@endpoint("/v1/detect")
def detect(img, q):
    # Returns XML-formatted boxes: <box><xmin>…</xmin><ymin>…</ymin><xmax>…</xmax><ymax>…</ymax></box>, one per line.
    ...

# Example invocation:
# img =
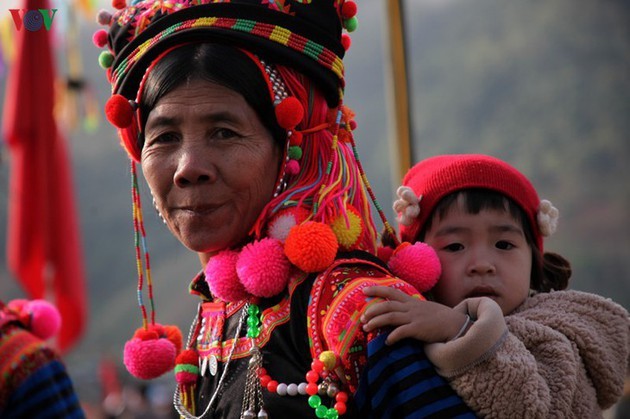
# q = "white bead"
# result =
<box><xmin>276</xmin><ymin>383</ymin><xmax>288</xmax><ymax>396</ymax></box>
<box><xmin>297</xmin><ymin>382</ymin><xmax>308</xmax><ymax>395</ymax></box>
<box><xmin>287</xmin><ymin>383</ymin><xmax>298</xmax><ymax>396</ymax></box>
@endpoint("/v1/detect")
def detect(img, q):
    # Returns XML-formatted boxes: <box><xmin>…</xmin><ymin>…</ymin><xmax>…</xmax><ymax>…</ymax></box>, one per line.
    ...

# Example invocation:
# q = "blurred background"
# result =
<box><xmin>1</xmin><ymin>0</ymin><xmax>628</xmax><ymax>417</ymax></box>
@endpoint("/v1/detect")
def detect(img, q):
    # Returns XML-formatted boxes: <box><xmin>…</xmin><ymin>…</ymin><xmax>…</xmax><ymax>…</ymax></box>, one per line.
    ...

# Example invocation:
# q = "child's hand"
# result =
<box><xmin>361</xmin><ymin>286</ymin><xmax>469</xmax><ymax>345</ymax></box>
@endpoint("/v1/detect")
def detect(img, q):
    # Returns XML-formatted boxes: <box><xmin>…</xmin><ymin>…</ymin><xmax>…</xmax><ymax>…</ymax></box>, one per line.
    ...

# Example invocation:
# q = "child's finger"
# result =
<box><xmin>363</xmin><ymin>285</ymin><xmax>410</xmax><ymax>302</ymax></box>
<box><xmin>362</xmin><ymin>311</ymin><xmax>409</xmax><ymax>332</ymax></box>
<box><xmin>362</xmin><ymin>299</ymin><xmax>405</xmax><ymax>322</ymax></box>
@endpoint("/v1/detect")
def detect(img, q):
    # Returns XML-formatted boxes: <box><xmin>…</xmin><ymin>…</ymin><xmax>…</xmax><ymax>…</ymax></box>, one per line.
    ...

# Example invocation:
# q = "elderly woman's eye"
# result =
<box><xmin>148</xmin><ymin>132</ymin><xmax>179</xmax><ymax>145</ymax></box>
<box><xmin>212</xmin><ymin>128</ymin><xmax>239</xmax><ymax>139</ymax></box>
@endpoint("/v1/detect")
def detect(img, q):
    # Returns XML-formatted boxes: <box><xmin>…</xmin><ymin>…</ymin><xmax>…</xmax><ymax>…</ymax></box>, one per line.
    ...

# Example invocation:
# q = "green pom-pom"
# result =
<box><xmin>344</xmin><ymin>16</ymin><xmax>358</xmax><ymax>32</ymax></box>
<box><xmin>288</xmin><ymin>146</ymin><xmax>303</xmax><ymax>160</ymax></box>
<box><xmin>98</xmin><ymin>51</ymin><xmax>114</xmax><ymax>69</ymax></box>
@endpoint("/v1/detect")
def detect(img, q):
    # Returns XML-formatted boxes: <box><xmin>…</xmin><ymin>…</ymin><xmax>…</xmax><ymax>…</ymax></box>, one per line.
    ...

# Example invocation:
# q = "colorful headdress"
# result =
<box><xmin>395</xmin><ymin>154</ymin><xmax>560</xmax><ymax>251</ymax></box>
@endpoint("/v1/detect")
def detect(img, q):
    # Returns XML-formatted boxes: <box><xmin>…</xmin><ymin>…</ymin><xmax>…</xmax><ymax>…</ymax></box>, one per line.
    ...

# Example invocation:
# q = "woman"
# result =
<box><xmin>95</xmin><ymin>1</ymin><xmax>477</xmax><ymax>417</ymax></box>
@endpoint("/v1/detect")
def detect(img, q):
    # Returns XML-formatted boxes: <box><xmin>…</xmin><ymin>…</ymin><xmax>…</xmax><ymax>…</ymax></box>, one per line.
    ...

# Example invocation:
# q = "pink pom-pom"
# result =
<box><xmin>25</xmin><ymin>300</ymin><xmax>61</xmax><ymax>340</ymax></box>
<box><xmin>237</xmin><ymin>238</ymin><xmax>290</xmax><ymax>298</ymax></box>
<box><xmin>92</xmin><ymin>29</ymin><xmax>108</xmax><ymax>48</ymax></box>
<box><xmin>387</xmin><ymin>242</ymin><xmax>441</xmax><ymax>293</ymax></box>
<box><xmin>123</xmin><ymin>334</ymin><xmax>177</xmax><ymax>379</ymax></box>
<box><xmin>286</xmin><ymin>159</ymin><xmax>300</xmax><ymax>175</ymax></box>
<box><xmin>205</xmin><ymin>250</ymin><xmax>249</xmax><ymax>302</ymax></box>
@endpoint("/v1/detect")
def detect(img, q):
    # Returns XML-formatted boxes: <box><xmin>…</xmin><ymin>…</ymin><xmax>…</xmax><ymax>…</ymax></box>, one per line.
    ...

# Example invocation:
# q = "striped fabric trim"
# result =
<box><xmin>2</xmin><ymin>360</ymin><xmax>84</xmax><ymax>419</ymax></box>
<box><xmin>354</xmin><ymin>333</ymin><xmax>477</xmax><ymax>419</ymax></box>
<box><xmin>112</xmin><ymin>16</ymin><xmax>344</xmax><ymax>92</ymax></box>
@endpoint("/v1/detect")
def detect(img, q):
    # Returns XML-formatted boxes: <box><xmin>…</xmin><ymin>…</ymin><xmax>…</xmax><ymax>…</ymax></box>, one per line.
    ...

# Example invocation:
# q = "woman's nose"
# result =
<box><xmin>173</xmin><ymin>147</ymin><xmax>216</xmax><ymax>187</ymax></box>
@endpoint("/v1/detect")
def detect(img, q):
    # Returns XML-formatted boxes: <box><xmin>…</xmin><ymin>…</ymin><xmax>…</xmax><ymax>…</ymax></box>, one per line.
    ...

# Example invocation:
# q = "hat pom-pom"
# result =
<box><xmin>24</xmin><ymin>300</ymin><xmax>62</xmax><ymax>340</ymax></box>
<box><xmin>341</xmin><ymin>34</ymin><xmax>352</xmax><ymax>51</ymax></box>
<box><xmin>112</xmin><ymin>0</ymin><xmax>126</xmax><ymax>10</ymax></box>
<box><xmin>330</xmin><ymin>206</ymin><xmax>363</xmax><ymax>250</ymax></box>
<box><xmin>123</xmin><ymin>325</ymin><xmax>177</xmax><ymax>379</ymax></box>
<box><xmin>174</xmin><ymin>349</ymin><xmax>199</xmax><ymax>386</ymax></box>
<box><xmin>205</xmin><ymin>250</ymin><xmax>249</xmax><ymax>302</ymax></box>
<box><xmin>237</xmin><ymin>238</ymin><xmax>290</xmax><ymax>298</ymax></box>
<box><xmin>377</xmin><ymin>246</ymin><xmax>394</xmax><ymax>264</ymax></box>
<box><xmin>96</xmin><ymin>9</ymin><xmax>112</xmax><ymax>25</ymax></box>
<box><xmin>285</xmin><ymin>222</ymin><xmax>338</xmax><ymax>273</ymax></box>
<box><xmin>267</xmin><ymin>207</ymin><xmax>310</xmax><ymax>242</ymax></box>
<box><xmin>92</xmin><ymin>29</ymin><xmax>108</xmax><ymax>48</ymax></box>
<box><xmin>105</xmin><ymin>94</ymin><xmax>135</xmax><ymax>128</ymax></box>
<box><xmin>388</xmin><ymin>242</ymin><xmax>441</xmax><ymax>293</ymax></box>
<box><xmin>163</xmin><ymin>324</ymin><xmax>183</xmax><ymax>355</ymax></box>
<box><xmin>275</xmin><ymin>97</ymin><xmax>304</xmax><ymax>129</ymax></box>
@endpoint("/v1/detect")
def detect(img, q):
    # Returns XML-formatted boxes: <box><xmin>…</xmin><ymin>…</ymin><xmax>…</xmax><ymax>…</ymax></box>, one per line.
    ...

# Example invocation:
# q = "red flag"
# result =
<box><xmin>2</xmin><ymin>0</ymin><xmax>87</xmax><ymax>353</ymax></box>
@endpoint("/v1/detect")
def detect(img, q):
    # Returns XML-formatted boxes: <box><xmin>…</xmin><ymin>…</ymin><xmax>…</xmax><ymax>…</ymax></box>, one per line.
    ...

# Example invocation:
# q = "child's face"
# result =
<box><xmin>423</xmin><ymin>197</ymin><xmax>532</xmax><ymax>315</ymax></box>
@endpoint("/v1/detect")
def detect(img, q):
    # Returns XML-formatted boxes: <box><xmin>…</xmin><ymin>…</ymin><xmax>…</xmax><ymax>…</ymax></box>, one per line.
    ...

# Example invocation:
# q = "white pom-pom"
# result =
<box><xmin>537</xmin><ymin>199</ymin><xmax>559</xmax><ymax>236</ymax></box>
<box><xmin>393</xmin><ymin>186</ymin><xmax>422</xmax><ymax>226</ymax></box>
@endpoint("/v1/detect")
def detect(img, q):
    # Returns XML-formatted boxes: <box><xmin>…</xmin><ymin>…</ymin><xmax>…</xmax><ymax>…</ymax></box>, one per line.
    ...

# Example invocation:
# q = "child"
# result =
<box><xmin>361</xmin><ymin>154</ymin><xmax>630</xmax><ymax>418</ymax></box>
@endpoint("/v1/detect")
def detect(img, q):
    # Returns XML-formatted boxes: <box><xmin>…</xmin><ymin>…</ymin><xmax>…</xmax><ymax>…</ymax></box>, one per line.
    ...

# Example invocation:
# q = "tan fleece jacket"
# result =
<box><xmin>425</xmin><ymin>290</ymin><xmax>630</xmax><ymax>418</ymax></box>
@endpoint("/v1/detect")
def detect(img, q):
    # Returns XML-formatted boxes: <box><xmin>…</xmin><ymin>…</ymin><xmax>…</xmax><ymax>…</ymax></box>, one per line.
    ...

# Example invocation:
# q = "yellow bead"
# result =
<box><xmin>319</xmin><ymin>351</ymin><xmax>337</xmax><ymax>371</ymax></box>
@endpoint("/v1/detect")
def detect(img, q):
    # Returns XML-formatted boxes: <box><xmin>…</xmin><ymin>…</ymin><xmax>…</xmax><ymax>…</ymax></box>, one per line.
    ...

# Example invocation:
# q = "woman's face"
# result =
<box><xmin>423</xmin><ymin>196</ymin><xmax>532</xmax><ymax>315</ymax></box>
<box><xmin>141</xmin><ymin>79</ymin><xmax>282</xmax><ymax>256</ymax></box>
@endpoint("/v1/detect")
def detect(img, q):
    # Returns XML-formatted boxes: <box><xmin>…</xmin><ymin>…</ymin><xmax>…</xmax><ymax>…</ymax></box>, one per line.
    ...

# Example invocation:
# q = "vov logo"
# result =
<box><xmin>9</xmin><ymin>8</ymin><xmax>58</xmax><ymax>31</ymax></box>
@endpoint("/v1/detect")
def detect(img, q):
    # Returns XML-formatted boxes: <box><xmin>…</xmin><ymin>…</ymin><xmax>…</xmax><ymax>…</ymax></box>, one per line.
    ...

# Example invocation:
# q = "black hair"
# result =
<box><xmin>138</xmin><ymin>43</ymin><xmax>286</xmax><ymax>149</ymax></box>
<box><xmin>416</xmin><ymin>189</ymin><xmax>571</xmax><ymax>293</ymax></box>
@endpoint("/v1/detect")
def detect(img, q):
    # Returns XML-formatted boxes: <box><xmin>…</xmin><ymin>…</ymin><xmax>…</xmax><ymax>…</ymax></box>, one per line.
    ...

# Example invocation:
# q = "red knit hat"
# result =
<box><xmin>396</xmin><ymin>154</ymin><xmax>559</xmax><ymax>251</ymax></box>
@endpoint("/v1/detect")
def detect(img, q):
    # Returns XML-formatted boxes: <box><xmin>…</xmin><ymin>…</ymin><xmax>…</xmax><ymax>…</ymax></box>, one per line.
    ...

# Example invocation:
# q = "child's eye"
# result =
<box><xmin>496</xmin><ymin>240</ymin><xmax>514</xmax><ymax>250</ymax></box>
<box><xmin>444</xmin><ymin>243</ymin><xmax>464</xmax><ymax>252</ymax></box>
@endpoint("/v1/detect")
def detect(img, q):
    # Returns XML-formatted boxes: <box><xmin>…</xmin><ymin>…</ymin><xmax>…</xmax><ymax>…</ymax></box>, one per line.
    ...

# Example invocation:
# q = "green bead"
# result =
<box><xmin>248</xmin><ymin>304</ymin><xmax>260</xmax><ymax>315</ymax></box>
<box><xmin>308</xmin><ymin>395</ymin><xmax>321</xmax><ymax>408</ymax></box>
<box><xmin>315</xmin><ymin>405</ymin><xmax>328</xmax><ymax>418</ymax></box>
<box><xmin>325</xmin><ymin>408</ymin><xmax>339</xmax><ymax>419</ymax></box>
<box><xmin>247</xmin><ymin>317</ymin><xmax>258</xmax><ymax>327</ymax></box>
<box><xmin>288</xmin><ymin>146</ymin><xmax>303</xmax><ymax>160</ymax></box>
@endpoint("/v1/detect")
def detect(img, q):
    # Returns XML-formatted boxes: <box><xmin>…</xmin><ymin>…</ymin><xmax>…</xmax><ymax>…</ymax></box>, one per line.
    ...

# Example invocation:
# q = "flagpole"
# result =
<box><xmin>384</xmin><ymin>0</ymin><xmax>413</xmax><ymax>184</ymax></box>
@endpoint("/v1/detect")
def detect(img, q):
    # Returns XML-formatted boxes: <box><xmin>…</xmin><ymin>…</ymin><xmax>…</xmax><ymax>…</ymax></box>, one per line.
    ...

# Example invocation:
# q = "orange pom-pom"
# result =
<box><xmin>105</xmin><ymin>94</ymin><xmax>134</xmax><ymax>128</ymax></box>
<box><xmin>163</xmin><ymin>325</ymin><xmax>183</xmax><ymax>355</ymax></box>
<box><xmin>275</xmin><ymin>97</ymin><xmax>304</xmax><ymax>129</ymax></box>
<box><xmin>284</xmin><ymin>222</ymin><xmax>338</xmax><ymax>273</ymax></box>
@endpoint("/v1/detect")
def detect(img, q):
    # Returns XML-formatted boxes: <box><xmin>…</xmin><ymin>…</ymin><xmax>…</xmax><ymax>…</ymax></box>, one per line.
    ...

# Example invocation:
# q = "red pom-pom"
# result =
<box><xmin>349</xmin><ymin>120</ymin><xmax>357</xmax><ymax>130</ymax></box>
<box><xmin>341</xmin><ymin>34</ymin><xmax>352</xmax><ymax>51</ymax></box>
<box><xmin>285</xmin><ymin>222</ymin><xmax>338</xmax><ymax>273</ymax></box>
<box><xmin>123</xmin><ymin>333</ymin><xmax>177</xmax><ymax>379</ymax></box>
<box><xmin>92</xmin><ymin>29</ymin><xmax>108</xmax><ymax>48</ymax></box>
<box><xmin>105</xmin><ymin>94</ymin><xmax>134</xmax><ymax>128</ymax></box>
<box><xmin>341</xmin><ymin>1</ymin><xmax>358</xmax><ymax>19</ymax></box>
<box><xmin>275</xmin><ymin>97</ymin><xmax>304</xmax><ymax>129</ymax></box>
<box><xmin>289</xmin><ymin>131</ymin><xmax>303</xmax><ymax>146</ymax></box>
<box><xmin>237</xmin><ymin>238</ymin><xmax>290</xmax><ymax>298</ymax></box>
<box><xmin>205</xmin><ymin>249</ymin><xmax>249</xmax><ymax>302</ymax></box>
<box><xmin>377</xmin><ymin>246</ymin><xmax>394</xmax><ymax>264</ymax></box>
<box><xmin>388</xmin><ymin>242</ymin><xmax>441</xmax><ymax>292</ymax></box>
<box><xmin>112</xmin><ymin>0</ymin><xmax>126</xmax><ymax>10</ymax></box>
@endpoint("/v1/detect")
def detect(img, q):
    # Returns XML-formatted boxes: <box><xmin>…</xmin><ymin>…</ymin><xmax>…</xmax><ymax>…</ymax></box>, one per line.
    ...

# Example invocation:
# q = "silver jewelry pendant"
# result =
<box><xmin>200</xmin><ymin>356</ymin><xmax>208</xmax><ymax>377</ymax></box>
<box><xmin>257</xmin><ymin>408</ymin><xmax>268</xmax><ymax>419</ymax></box>
<box><xmin>242</xmin><ymin>410</ymin><xmax>256</xmax><ymax>419</ymax></box>
<box><xmin>209</xmin><ymin>354</ymin><xmax>218</xmax><ymax>376</ymax></box>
